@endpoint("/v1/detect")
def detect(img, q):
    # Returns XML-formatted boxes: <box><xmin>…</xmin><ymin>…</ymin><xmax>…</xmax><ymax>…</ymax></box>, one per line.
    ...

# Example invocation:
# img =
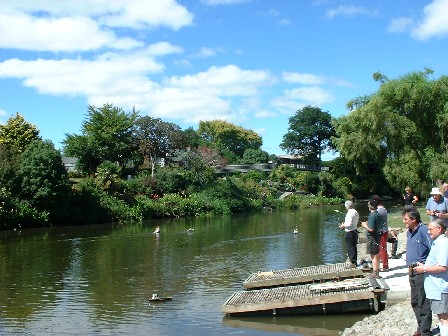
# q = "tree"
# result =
<box><xmin>197</xmin><ymin>120</ymin><xmax>263</xmax><ymax>160</ymax></box>
<box><xmin>63</xmin><ymin>104</ymin><xmax>138</xmax><ymax>174</ymax></box>
<box><xmin>280</xmin><ymin>106</ymin><xmax>335</xmax><ymax>166</ymax></box>
<box><xmin>333</xmin><ymin>69</ymin><xmax>448</xmax><ymax>193</ymax></box>
<box><xmin>0</xmin><ymin>112</ymin><xmax>41</xmax><ymax>153</ymax></box>
<box><xmin>133</xmin><ymin>116</ymin><xmax>184</xmax><ymax>176</ymax></box>
<box><xmin>240</xmin><ymin>148</ymin><xmax>269</xmax><ymax>164</ymax></box>
<box><xmin>17</xmin><ymin>140</ymin><xmax>71</xmax><ymax>222</ymax></box>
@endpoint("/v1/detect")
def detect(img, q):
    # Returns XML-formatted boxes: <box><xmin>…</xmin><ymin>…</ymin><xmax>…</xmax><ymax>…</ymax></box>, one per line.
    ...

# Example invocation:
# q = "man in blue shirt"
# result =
<box><xmin>426</xmin><ymin>187</ymin><xmax>448</xmax><ymax>224</ymax></box>
<box><xmin>414</xmin><ymin>218</ymin><xmax>448</xmax><ymax>336</ymax></box>
<box><xmin>402</xmin><ymin>206</ymin><xmax>433</xmax><ymax>336</ymax></box>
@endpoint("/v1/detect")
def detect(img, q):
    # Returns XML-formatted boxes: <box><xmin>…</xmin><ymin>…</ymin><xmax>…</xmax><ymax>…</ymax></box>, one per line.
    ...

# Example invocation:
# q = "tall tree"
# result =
<box><xmin>198</xmin><ymin>120</ymin><xmax>262</xmax><ymax>160</ymax></box>
<box><xmin>0</xmin><ymin>112</ymin><xmax>41</xmax><ymax>153</ymax></box>
<box><xmin>17</xmin><ymin>140</ymin><xmax>71</xmax><ymax>222</ymax></box>
<box><xmin>333</xmin><ymin>69</ymin><xmax>448</xmax><ymax>193</ymax></box>
<box><xmin>63</xmin><ymin>103</ymin><xmax>138</xmax><ymax>174</ymax></box>
<box><xmin>133</xmin><ymin>116</ymin><xmax>184</xmax><ymax>176</ymax></box>
<box><xmin>280</xmin><ymin>106</ymin><xmax>335</xmax><ymax>166</ymax></box>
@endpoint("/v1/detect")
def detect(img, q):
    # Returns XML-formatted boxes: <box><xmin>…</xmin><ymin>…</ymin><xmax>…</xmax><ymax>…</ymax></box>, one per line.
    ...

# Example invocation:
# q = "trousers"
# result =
<box><xmin>409</xmin><ymin>272</ymin><xmax>433</xmax><ymax>335</ymax></box>
<box><xmin>345</xmin><ymin>230</ymin><xmax>358</xmax><ymax>265</ymax></box>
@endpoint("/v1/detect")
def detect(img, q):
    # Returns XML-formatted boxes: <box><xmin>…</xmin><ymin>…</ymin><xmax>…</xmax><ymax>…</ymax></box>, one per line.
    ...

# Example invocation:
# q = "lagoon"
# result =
<box><xmin>0</xmin><ymin>206</ymin><xmax>372</xmax><ymax>336</ymax></box>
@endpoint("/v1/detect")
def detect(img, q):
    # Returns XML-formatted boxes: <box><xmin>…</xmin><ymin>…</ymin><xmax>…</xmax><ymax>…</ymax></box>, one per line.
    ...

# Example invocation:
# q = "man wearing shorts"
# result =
<box><xmin>361</xmin><ymin>198</ymin><xmax>383</xmax><ymax>278</ymax></box>
<box><xmin>414</xmin><ymin>218</ymin><xmax>448</xmax><ymax>336</ymax></box>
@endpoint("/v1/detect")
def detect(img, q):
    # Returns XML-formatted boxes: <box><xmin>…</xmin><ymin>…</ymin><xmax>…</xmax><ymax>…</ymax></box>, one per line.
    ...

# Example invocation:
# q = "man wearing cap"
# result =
<box><xmin>426</xmin><ymin>187</ymin><xmax>448</xmax><ymax>224</ymax></box>
<box><xmin>403</xmin><ymin>206</ymin><xmax>433</xmax><ymax>336</ymax></box>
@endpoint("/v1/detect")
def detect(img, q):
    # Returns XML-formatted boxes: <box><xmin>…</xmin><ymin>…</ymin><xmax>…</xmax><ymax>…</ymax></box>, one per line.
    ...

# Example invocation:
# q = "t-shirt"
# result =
<box><xmin>406</xmin><ymin>223</ymin><xmax>432</xmax><ymax>266</ymax></box>
<box><xmin>424</xmin><ymin>234</ymin><xmax>448</xmax><ymax>300</ymax></box>
<box><xmin>367</xmin><ymin>210</ymin><xmax>383</xmax><ymax>237</ymax></box>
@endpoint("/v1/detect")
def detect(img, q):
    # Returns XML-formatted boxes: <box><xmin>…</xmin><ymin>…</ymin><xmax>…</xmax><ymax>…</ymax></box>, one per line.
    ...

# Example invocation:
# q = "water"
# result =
<box><xmin>0</xmin><ymin>207</ymin><xmax>370</xmax><ymax>336</ymax></box>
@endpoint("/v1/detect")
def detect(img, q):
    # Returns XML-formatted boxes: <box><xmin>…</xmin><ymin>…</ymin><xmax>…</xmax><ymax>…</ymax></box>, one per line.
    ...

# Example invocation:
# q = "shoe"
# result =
<box><xmin>380</xmin><ymin>267</ymin><xmax>389</xmax><ymax>272</ymax></box>
<box><xmin>391</xmin><ymin>255</ymin><xmax>399</xmax><ymax>259</ymax></box>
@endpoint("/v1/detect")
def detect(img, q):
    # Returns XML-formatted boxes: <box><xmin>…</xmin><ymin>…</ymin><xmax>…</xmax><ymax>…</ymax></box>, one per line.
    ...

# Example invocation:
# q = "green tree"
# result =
<box><xmin>17</xmin><ymin>140</ymin><xmax>71</xmax><ymax>222</ymax></box>
<box><xmin>0</xmin><ymin>112</ymin><xmax>41</xmax><ymax>153</ymax></box>
<box><xmin>133</xmin><ymin>116</ymin><xmax>184</xmax><ymax>176</ymax></box>
<box><xmin>333</xmin><ymin>69</ymin><xmax>448</xmax><ymax>192</ymax></box>
<box><xmin>63</xmin><ymin>104</ymin><xmax>138</xmax><ymax>174</ymax></box>
<box><xmin>240</xmin><ymin>148</ymin><xmax>269</xmax><ymax>164</ymax></box>
<box><xmin>280</xmin><ymin>106</ymin><xmax>335</xmax><ymax>166</ymax></box>
<box><xmin>198</xmin><ymin>120</ymin><xmax>263</xmax><ymax>160</ymax></box>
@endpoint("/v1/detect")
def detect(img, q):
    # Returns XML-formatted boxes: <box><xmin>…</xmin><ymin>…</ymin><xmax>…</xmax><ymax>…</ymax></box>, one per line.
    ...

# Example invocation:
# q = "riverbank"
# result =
<box><xmin>341</xmin><ymin>228</ymin><xmax>440</xmax><ymax>336</ymax></box>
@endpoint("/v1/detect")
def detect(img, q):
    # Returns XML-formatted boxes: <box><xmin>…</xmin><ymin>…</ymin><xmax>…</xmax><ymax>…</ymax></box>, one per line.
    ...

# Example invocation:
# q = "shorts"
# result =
<box><xmin>431</xmin><ymin>293</ymin><xmax>448</xmax><ymax>314</ymax></box>
<box><xmin>366</xmin><ymin>235</ymin><xmax>380</xmax><ymax>255</ymax></box>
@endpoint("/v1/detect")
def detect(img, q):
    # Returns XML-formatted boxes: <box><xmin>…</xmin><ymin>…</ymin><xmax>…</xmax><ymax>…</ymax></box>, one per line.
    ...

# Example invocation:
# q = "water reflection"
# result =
<box><xmin>0</xmin><ymin>206</ymin><xmax>371</xmax><ymax>335</ymax></box>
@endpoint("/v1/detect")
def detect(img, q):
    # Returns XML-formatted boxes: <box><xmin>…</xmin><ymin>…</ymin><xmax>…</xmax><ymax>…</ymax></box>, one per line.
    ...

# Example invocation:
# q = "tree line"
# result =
<box><xmin>1</xmin><ymin>68</ymin><xmax>447</xmax><ymax>230</ymax></box>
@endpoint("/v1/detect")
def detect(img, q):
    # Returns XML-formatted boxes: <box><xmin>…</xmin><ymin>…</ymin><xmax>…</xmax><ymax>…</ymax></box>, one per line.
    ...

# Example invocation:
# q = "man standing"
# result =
<box><xmin>339</xmin><ymin>200</ymin><xmax>360</xmax><ymax>267</ymax></box>
<box><xmin>402</xmin><ymin>206</ymin><xmax>433</xmax><ymax>336</ymax></box>
<box><xmin>361</xmin><ymin>198</ymin><xmax>383</xmax><ymax>278</ymax></box>
<box><xmin>426</xmin><ymin>187</ymin><xmax>448</xmax><ymax>224</ymax></box>
<box><xmin>414</xmin><ymin>219</ymin><xmax>448</xmax><ymax>336</ymax></box>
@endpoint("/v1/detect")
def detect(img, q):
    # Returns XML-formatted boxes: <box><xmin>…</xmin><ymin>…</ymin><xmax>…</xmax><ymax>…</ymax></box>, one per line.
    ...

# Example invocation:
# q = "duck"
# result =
<box><xmin>187</xmin><ymin>228</ymin><xmax>194</xmax><ymax>233</ymax></box>
<box><xmin>293</xmin><ymin>228</ymin><xmax>299</xmax><ymax>234</ymax></box>
<box><xmin>153</xmin><ymin>226</ymin><xmax>160</xmax><ymax>234</ymax></box>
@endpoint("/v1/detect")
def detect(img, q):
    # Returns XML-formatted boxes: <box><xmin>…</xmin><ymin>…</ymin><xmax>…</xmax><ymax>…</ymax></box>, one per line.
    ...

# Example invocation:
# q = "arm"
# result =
<box><xmin>412</xmin><ymin>195</ymin><xmax>418</xmax><ymax>204</ymax></box>
<box><xmin>414</xmin><ymin>264</ymin><xmax>448</xmax><ymax>274</ymax></box>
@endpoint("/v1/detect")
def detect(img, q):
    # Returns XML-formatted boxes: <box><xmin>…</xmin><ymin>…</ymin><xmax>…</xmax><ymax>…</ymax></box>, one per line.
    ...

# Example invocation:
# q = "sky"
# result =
<box><xmin>1</xmin><ymin>0</ymin><xmax>448</xmax><ymax>160</ymax></box>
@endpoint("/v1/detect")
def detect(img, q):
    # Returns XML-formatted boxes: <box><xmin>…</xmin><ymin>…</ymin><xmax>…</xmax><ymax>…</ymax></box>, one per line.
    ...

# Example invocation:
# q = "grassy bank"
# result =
<box><xmin>386</xmin><ymin>205</ymin><xmax>430</xmax><ymax>229</ymax></box>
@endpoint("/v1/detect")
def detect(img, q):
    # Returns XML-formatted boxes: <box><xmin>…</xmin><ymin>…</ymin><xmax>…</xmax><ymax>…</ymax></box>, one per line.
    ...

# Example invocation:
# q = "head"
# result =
<box><xmin>405</xmin><ymin>186</ymin><xmax>412</xmax><ymax>194</ymax></box>
<box><xmin>402</xmin><ymin>205</ymin><xmax>421</xmax><ymax>230</ymax></box>
<box><xmin>344</xmin><ymin>200</ymin><xmax>354</xmax><ymax>210</ymax></box>
<box><xmin>443</xmin><ymin>183</ymin><xmax>448</xmax><ymax>191</ymax></box>
<box><xmin>430</xmin><ymin>187</ymin><xmax>442</xmax><ymax>201</ymax></box>
<box><xmin>372</xmin><ymin>195</ymin><xmax>382</xmax><ymax>205</ymax></box>
<box><xmin>368</xmin><ymin>198</ymin><xmax>378</xmax><ymax>210</ymax></box>
<box><xmin>428</xmin><ymin>218</ymin><xmax>446</xmax><ymax>240</ymax></box>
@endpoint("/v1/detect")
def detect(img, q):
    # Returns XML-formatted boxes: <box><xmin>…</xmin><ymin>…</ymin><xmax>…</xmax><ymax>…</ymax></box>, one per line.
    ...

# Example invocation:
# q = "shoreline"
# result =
<box><xmin>340</xmin><ymin>229</ymin><xmax>439</xmax><ymax>335</ymax></box>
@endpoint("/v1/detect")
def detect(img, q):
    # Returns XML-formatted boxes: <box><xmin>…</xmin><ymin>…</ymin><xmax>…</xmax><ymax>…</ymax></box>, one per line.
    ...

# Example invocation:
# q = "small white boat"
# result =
<box><xmin>153</xmin><ymin>226</ymin><xmax>160</xmax><ymax>234</ymax></box>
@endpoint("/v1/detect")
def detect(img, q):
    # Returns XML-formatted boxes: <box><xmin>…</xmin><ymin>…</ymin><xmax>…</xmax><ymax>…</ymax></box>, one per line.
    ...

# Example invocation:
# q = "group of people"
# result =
<box><xmin>339</xmin><ymin>186</ymin><xmax>448</xmax><ymax>336</ymax></box>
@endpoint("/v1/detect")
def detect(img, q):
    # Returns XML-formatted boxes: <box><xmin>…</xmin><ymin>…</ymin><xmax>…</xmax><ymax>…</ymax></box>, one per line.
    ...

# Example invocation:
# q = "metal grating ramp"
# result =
<box><xmin>243</xmin><ymin>262</ymin><xmax>364</xmax><ymax>289</ymax></box>
<box><xmin>223</xmin><ymin>279</ymin><xmax>375</xmax><ymax>315</ymax></box>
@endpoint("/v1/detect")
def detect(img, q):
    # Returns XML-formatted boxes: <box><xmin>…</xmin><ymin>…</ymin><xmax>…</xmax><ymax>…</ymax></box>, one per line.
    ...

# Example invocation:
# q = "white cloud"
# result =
<box><xmin>0</xmin><ymin>13</ymin><xmax>141</xmax><ymax>51</ymax></box>
<box><xmin>0</xmin><ymin>0</ymin><xmax>193</xmax><ymax>52</ymax></box>
<box><xmin>283</xmin><ymin>72</ymin><xmax>325</xmax><ymax>85</ymax></box>
<box><xmin>0</xmin><ymin>109</ymin><xmax>7</xmax><ymax>124</ymax></box>
<box><xmin>411</xmin><ymin>0</ymin><xmax>448</xmax><ymax>40</ymax></box>
<box><xmin>190</xmin><ymin>47</ymin><xmax>224</xmax><ymax>58</ymax></box>
<box><xmin>254</xmin><ymin>110</ymin><xmax>276</xmax><ymax>118</ymax></box>
<box><xmin>285</xmin><ymin>87</ymin><xmax>334</xmax><ymax>105</ymax></box>
<box><xmin>388</xmin><ymin>17</ymin><xmax>414</xmax><ymax>33</ymax></box>
<box><xmin>326</xmin><ymin>6</ymin><xmax>376</xmax><ymax>19</ymax></box>
<box><xmin>166</xmin><ymin>65</ymin><xmax>273</xmax><ymax>96</ymax></box>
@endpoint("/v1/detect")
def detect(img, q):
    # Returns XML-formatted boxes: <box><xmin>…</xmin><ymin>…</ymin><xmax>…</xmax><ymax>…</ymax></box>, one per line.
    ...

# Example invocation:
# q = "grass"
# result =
<box><xmin>386</xmin><ymin>205</ymin><xmax>430</xmax><ymax>229</ymax></box>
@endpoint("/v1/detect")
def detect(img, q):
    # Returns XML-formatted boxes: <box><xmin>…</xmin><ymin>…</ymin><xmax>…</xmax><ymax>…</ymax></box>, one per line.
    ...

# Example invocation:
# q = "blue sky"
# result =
<box><xmin>1</xmin><ymin>0</ymin><xmax>448</xmax><ymax>160</ymax></box>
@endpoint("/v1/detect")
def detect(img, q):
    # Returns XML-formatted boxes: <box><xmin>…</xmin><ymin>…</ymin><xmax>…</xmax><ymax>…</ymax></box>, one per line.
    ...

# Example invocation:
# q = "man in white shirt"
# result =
<box><xmin>339</xmin><ymin>200</ymin><xmax>360</xmax><ymax>267</ymax></box>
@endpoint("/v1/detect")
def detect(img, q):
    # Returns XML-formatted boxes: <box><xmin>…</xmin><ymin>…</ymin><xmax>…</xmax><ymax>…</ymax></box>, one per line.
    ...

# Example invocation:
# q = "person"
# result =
<box><xmin>426</xmin><ymin>186</ymin><xmax>448</xmax><ymax>224</ymax></box>
<box><xmin>361</xmin><ymin>198</ymin><xmax>383</xmax><ymax>278</ymax></box>
<box><xmin>339</xmin><ymin>200</ymin><xmax>360</xmax><ymax>267</ymax></box>
<box><xmin>443</xmin><ymin>183</ymin><xmax>448</xmax><ymax>199</ymax></box>
<box><xmin>373</xmin><ymin>195</ymin><xmax>389</xmax><ymax>271</ymax></box>
<box><xmin>414</xmin><ymin>219</ymin><xmax>448</xmax><ymax>336</ymax></box>
<box><xmin>402</xmin><ymin>205</ymin><xmax>433</xmax><ymax>336</ymax></box>
<box><xmin>387</xmin><ymin>228</ymin><xmax>399</xmax><ymax>259</ymax></box>
<box><xmin>404</xmin><ymin>186</ymin><xmax>419</xmax><ymax>206</ymax></box>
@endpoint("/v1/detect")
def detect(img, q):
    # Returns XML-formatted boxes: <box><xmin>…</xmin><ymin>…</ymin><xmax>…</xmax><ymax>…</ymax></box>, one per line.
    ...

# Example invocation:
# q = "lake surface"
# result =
<box><xmin>0</xmin><ymin>206</ymin><xmax>372</xmax><ymax>336</ymax></box>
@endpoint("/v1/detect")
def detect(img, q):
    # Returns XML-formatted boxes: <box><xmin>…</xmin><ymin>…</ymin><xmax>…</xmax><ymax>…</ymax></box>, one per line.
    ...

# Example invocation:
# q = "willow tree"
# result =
<box><xmin>333</xmin><ymin>69</ymin><xmax>448</xmax><ymax>194</ymax></box>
